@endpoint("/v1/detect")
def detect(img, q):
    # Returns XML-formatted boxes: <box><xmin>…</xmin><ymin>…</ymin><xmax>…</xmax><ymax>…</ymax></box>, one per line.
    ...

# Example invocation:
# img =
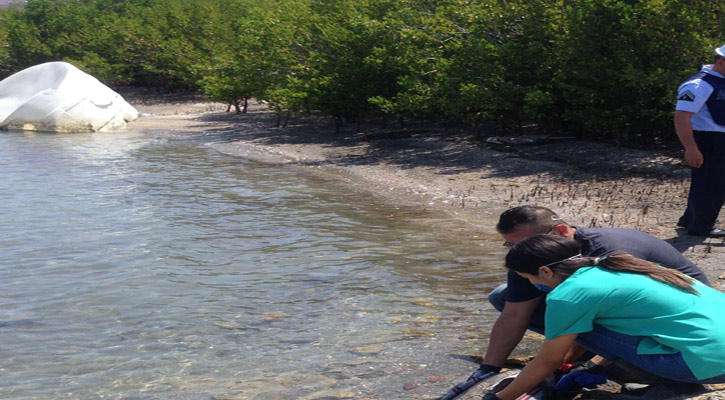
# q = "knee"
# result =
<box><xmin>488</xmin><ymin>284</ymin><xmax>507</xmax><ymax>312</ymax></box>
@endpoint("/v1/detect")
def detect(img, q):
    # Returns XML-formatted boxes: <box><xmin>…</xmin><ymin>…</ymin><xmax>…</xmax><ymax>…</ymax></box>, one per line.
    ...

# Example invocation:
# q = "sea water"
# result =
<box><xmin>0</xmin><ymin>129</ymin><xmax>508</xmax><ymax>399</ymax></box>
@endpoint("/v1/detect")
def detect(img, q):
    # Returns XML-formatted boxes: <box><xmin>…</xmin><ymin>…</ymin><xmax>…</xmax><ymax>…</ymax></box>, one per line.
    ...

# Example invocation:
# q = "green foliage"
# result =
<box><xmin>114</xmin><ymin>0</ymin><xmax>224</xmax><ymax>89</ymax></box>
<box><xmin>0</xmin><ymin>4</ymin><xmax>52</xmax><ymax>75</ymax></box>
<box><xmin>555</xmin><ymin>0</ymin><xmax>723</xmax><ymax>143</ymax></box>
<box><xmin>1</xmin><ymin>0</ymin><xmax>724</xmax><ymax>140</ymax></box>
<box><xmin>293</xmin><ymin>0</ymin><xmax>409</xmax><ymax>130</ymax></box>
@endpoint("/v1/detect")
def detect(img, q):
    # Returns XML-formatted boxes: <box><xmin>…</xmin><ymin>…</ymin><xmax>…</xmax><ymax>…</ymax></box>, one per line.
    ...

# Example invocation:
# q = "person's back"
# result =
<box><xmin>572</xmin><ymin>226</ymin><xmax>710</xmax><ymax>285</ymax></box>
<box><xmin>485</xmin><ymin>236</ymin><xmax>725</xmax><ymax>400</ymax></box>
<box><xmin>547</xmin><ymin>265</ymin><xmax>725</xmax><ymax>381</ymax></box>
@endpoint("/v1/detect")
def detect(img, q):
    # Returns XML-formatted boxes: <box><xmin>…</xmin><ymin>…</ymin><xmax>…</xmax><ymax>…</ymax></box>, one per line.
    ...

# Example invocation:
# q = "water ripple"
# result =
<box><xmin>0</xmin><ymin>130</ymin><xmax>506</xmax><ymax>399</ymax></box>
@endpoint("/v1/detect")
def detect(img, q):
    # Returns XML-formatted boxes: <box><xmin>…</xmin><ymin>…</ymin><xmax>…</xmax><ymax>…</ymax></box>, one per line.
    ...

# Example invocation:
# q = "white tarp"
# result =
<box><xmin>0</xmin><ymin>61</ymin><xmax>138</xmax><ymax>132</ymax></box>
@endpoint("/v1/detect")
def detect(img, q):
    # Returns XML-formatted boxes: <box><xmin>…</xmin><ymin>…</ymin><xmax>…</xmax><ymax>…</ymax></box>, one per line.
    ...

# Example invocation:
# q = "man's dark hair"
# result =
<box><xmin>496</xmin><ymin>205</ymin><xmax>568</xmax><ymax>234</ymax></box>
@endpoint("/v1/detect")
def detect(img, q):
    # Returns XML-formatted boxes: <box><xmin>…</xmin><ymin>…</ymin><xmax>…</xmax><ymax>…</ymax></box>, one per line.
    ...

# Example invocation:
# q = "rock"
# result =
<box><xmin>0</xmin><ymin>62</ymin><xmax>138</xmax><ymax>132</ymax></box>
<box><xmin>350</xmin><ymin>346</ymin><xmax>383</xmax><ymax>355</ymax></box>
<box><xmin>301</xmin><ymin>389</ymin><xmax>356</xmax><ymax>399</ymax></box>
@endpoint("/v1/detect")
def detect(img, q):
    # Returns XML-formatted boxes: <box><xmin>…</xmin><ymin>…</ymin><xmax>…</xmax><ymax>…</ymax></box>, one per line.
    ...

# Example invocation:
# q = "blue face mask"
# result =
<box><xmin>534</xmin><ymin>284</ymin><xmax>554</xmax><ymax>293</ymax></box>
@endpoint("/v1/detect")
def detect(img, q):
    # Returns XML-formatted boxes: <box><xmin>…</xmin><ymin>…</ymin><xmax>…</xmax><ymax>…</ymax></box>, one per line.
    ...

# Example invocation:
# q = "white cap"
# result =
<box><xmin>716</xmin><ymin>45</ymin><xmax>725</xmax><ymax>57</ymax></box>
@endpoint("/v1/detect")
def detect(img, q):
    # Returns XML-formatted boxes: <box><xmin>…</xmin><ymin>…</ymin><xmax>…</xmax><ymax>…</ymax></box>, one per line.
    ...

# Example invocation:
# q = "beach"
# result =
<box><xmin>125</xmin><ymin>91</ymin><xmax>725</xmax><ymax>286</ymax></box>
<box><xmin>124</xmin><ymin>92</ymin><xmax>725</xmax><ymax>399</ymax></box>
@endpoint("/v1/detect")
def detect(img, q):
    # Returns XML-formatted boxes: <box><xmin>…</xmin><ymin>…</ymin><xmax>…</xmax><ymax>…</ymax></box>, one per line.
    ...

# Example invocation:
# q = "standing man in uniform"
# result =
<box><xmin>675</xmin><ymin>44</ymin><xmax>725</xmax><ymax>236</ymax></box>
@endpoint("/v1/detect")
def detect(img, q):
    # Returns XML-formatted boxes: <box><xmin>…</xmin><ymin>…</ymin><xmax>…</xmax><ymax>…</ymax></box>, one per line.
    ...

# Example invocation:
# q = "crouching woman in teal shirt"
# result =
<box><xmin>485</xmin><ymin>234</ymin><xmax>725</xmax><ymax>400</ymax></box>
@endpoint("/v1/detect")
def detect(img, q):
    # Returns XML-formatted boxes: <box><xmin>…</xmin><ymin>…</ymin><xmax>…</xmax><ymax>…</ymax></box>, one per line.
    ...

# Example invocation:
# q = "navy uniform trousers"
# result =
<box><xmin>682</xmin><ymin>130</ymin><xmax>725</xmax><ymax>234</ymax></box>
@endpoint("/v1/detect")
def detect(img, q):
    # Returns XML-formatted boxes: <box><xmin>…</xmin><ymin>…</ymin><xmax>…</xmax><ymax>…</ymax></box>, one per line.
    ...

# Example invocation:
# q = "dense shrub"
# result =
<box><xmin>1</xmin><ymin>0</ymin><xmax>723</xmax><ymax>142</ymax></box>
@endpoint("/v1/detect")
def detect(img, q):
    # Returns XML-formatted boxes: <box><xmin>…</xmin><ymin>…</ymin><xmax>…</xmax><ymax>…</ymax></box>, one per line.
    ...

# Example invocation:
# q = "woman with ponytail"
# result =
<box><xmin>484</xmin><ymin>234</ymin><xmax>725</xmax><ymax>400</ymax></box>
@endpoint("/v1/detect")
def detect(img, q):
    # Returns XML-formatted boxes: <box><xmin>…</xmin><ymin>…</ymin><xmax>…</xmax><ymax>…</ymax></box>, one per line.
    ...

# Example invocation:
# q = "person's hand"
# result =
<box><xmin>568</xmin><ymin>360</ymin><xmax>605</xmax><ymax>375</ymax></box>
<box><xmin>684</xmin><ymin>148</ymin><xmax>704</xmax><ymax>168</ymax></box>
<box><xmin>481</xmin><ymin>392</ymin><xmax>502</xmax><ymax>400</ymax></box>
<box><xmin>439</xmin><ymin>364</ymin><xmax>501</xmax><ymax>400</ymax></box>
<box><xmin>554</xmin><ymin>360</ymin><xmax>607</xmax><ymax>392</ymax></box>
<box><xmin>471</xmin><ymin>364</ymin><xmax>502</xmax><ymax>377</ymax></box>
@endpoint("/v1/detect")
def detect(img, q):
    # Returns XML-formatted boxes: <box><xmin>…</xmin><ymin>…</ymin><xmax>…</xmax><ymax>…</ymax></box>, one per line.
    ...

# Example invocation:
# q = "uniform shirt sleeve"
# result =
<box><xmin>676</xmin><ymin>78</ymin><xmax>712</xmax><ymax>113</ymax></box>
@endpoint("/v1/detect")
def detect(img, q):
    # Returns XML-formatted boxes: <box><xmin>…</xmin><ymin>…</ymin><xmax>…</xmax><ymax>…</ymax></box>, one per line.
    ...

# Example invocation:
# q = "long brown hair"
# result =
<box><xmin>505</xmin><ymin>235</ymin><xmax>698</xmax><ymax>294</ymax></box>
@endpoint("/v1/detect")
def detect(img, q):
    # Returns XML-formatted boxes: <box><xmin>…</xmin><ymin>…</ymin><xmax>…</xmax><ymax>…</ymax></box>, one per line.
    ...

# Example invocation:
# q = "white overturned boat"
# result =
<box><xmin>0</xmin><ymin>61</ymin><xmax>138</xmax><ymax>132</ymax></box>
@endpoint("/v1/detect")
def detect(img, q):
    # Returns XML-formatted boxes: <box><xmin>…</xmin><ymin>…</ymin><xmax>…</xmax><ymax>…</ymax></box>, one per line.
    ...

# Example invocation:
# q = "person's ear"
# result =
<box><xmin>552</xmin><ymin>224</ymin><xmax>575</xmax><ymax>238</ymax></box>
<box><xmin>538</xmin><ymin>266</ymin><xmax>555</xmax><ymax>279</ymax></box>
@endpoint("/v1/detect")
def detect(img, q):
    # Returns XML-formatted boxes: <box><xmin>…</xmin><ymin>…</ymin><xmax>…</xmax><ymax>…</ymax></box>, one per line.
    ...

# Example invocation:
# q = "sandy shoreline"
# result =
<box><xmin>126</xmin><ymin>95</ymin><xmax>725</xmax><ymax>286</ymax></box>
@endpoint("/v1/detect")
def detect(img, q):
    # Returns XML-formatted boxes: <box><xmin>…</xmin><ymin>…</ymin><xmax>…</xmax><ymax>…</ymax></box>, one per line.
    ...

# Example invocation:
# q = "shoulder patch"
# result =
<box><xmin>678</xmin><ymin>90</ymin><xmax>696</xmax><ymax>102</ymax></box>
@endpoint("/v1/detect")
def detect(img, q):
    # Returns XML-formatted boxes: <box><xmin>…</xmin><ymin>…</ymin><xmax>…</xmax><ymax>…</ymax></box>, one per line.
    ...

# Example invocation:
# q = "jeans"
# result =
<box><xmin>577</xmin><ymin>325</ymin><xmax>725</xmax><ymax>384</ymax></box>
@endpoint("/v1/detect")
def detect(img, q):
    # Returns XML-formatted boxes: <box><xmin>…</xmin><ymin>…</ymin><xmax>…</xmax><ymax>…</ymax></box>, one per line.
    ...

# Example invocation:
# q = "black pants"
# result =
<box><xmin>682</xmin><ymin>131</ymin><xmax>725</xmax><ymax>234</ymax></box>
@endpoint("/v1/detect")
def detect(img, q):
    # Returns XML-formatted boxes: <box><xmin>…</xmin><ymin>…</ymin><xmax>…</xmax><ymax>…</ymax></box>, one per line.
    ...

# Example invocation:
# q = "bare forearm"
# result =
<box><xmin>482</xmin><ymin>314</ymin><xmax>529</xmax><ymax>367</ymax></box>
<box><xmin>674</xmin><ymin>110</ymin><xmax>703</xmax><ymax>167</ymax></box>
<box><xmin>675</xmin><ymin>116</ymin><xmax>697</xmax><ymax>150</ymax></box>
<box><xmin>562</xmin><ymin>343</ymin><xmax>587</xmax><ymax>364</ymax></box>
<box><xmin>495</xmin><ymin>356</ymin><xmax>560</xmax><ymax>400</ymax></box>
<box><xmin>493</xmin><ymin>334</ymin><xmax>577</xmax><ymax>400</ymax></box>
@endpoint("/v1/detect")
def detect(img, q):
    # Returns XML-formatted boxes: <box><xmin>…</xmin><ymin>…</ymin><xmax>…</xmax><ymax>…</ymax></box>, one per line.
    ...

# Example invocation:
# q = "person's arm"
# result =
<box><xmin>674</xmin><ymin>110</ymin><xmax>703</xmax><ymax>168</ymax></box>
<box><xmin>493</xmin><ymin>333</ymin><xmax>578</xmax><ymax>400</ymax></box>
<box><xmin>481</xmin><ymin>296</ymin><xmax>542</xmax><ymax>367</ymax></box>
<box><xmin>562</xmin><ymin>342</ymin><xmax>587</xmax><ymax>364</ymax></box>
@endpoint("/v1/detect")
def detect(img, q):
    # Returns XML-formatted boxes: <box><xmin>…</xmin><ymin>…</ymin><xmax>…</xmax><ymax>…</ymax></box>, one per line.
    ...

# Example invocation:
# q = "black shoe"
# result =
<box><xmin>710</xmin><ymin>228</ymin><xmax>725</xmax><ymax>237</ymax></box>
<box><xmin>689</xmin><ymin>227</ymin><xmax>725</xmax><ymax>237</ymax></box>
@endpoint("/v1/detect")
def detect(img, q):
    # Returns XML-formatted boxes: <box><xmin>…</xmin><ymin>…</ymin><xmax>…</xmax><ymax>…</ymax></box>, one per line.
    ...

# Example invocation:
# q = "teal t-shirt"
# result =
<box><xmin>545</xmin><ymin>266</ymin><xmax>725</xmax><ymax>380</ymax></box>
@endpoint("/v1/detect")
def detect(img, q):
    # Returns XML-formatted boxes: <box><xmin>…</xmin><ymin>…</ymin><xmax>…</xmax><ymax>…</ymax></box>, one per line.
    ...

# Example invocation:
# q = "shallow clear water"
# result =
<box><xmin>0</xmin><ymin>129</ymin><xmax>508</xmax><ymax>399</ymax></box>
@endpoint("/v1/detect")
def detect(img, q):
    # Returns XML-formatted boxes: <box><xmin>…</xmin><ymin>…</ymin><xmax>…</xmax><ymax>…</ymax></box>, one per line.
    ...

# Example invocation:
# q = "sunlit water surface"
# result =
<box><xmin>0</xmin><ymin>129</ymin><xmax>509</xmax><ymax>399</ymax></box>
